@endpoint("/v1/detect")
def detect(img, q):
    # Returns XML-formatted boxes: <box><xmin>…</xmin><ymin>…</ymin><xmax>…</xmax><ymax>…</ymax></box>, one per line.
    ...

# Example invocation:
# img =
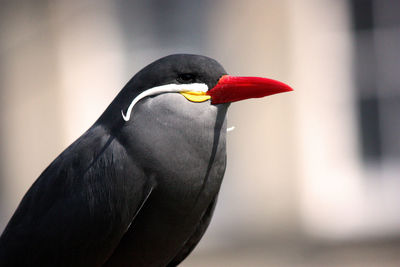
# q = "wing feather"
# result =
<box><xmin>0</xmin><ymin>126</ymin><xmax>153</xmax><ymax>267</ymax></box>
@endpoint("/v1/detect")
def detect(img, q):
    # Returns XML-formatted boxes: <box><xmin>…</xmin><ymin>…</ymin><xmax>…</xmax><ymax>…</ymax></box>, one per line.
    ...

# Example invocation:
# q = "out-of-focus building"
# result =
<box><xmin>0</xmin><ymin>1</ymin><xmax>399</xmax><ymax>266</ymax></box>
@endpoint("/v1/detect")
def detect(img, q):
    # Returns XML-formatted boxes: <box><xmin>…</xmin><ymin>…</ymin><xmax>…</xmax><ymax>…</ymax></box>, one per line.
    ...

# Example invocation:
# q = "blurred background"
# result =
<box><xmin>1</xmin><ymin>0</ymin><xmax>400</xmax><ymax>266</ymax></box>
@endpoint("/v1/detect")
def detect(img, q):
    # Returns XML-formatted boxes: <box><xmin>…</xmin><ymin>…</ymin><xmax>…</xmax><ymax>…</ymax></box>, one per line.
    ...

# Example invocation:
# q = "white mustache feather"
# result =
<box><xmin>121</xmin><ymin>83</ymin><xmax>208</xmax><ymax>121</ymax></box>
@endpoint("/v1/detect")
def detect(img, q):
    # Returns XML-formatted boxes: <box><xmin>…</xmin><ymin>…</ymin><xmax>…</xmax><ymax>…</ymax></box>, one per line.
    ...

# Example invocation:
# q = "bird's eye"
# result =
<box><xmin>177</xmin><ymin>73</ymin><xmax>196</xmax><ymax>83</ymax></box>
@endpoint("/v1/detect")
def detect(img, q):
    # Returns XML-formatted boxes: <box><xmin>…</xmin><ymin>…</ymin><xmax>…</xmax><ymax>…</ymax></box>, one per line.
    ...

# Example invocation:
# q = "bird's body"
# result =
<box><xmin>0</xmin><ymin>54</ymin><xmax>291</xmax><ymax>266</ymax></box>
<box><xmin>103</xmin><ymin>94</ymin><xmax>229</xmax><ymax>266</ymax></box>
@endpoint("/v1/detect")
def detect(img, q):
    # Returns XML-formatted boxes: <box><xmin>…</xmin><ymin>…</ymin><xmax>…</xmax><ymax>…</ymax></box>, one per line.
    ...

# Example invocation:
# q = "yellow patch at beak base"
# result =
<box><xmin>180</xmin><ymin>91</ymin><xmax>211</xmax><ymax>103</ymax></box>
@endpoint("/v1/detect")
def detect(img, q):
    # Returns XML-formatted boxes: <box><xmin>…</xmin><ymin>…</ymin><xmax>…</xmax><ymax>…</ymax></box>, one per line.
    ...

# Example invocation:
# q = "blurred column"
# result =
<box><xmin>288</xmin><ymin>0</ymin><xmax>364</xmax><ymax>239</ymax></box>
<box><xmin>0</xmin><ymin>1</ymin><xmax>63</xmax><ymax>230</ymax></box>
<box><xmin>0</xmin><ymin>0</ymin><xmax>125</xmax><ymax>232</ymax></box>
<box><xmin>49</xmin><ymin>0</ymin><xmax>125</xmax><ymax>144</ymax></box>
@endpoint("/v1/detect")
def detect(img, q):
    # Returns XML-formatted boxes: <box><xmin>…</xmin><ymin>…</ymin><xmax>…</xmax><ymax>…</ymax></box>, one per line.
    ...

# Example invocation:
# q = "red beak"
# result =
<box><xmin>206</xmin><ymin>75</ymin><xmax>293</xmax><ymax>104</ymax></box>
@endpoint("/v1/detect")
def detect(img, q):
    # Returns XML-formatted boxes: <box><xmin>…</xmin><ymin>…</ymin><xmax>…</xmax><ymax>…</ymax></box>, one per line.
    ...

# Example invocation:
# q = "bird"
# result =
<box><xmin>0</xmin><ymin>54</ymin><xmax>292</xmax><ymax>267</ymax></box>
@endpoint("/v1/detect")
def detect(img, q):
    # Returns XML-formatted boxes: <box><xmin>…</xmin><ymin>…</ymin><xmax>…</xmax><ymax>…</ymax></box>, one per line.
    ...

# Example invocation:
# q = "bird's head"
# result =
<box><xmin>95</xmin><ymin>54</ymin><xmax>292</xmax><ymax>183</ymax></box>
<box><xmin>100</xmin><ymin>54</ymin><xmax>292</xmax><ymax>132</ymax></box>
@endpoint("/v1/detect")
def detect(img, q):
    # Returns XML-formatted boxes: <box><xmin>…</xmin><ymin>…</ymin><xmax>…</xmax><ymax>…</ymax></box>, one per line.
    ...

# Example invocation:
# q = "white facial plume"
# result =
<box><xmin>121</xmin><ymin>83</ymin><xmax>208</xmax><ymax>121</ymax></box>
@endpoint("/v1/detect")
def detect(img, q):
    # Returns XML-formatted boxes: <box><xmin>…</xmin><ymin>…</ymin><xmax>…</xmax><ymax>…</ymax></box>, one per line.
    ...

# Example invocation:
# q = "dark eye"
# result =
<box><xmin>177</xmin><ymin>73</ymin><xmax>196</xmax><ymax>83</ymax></box>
